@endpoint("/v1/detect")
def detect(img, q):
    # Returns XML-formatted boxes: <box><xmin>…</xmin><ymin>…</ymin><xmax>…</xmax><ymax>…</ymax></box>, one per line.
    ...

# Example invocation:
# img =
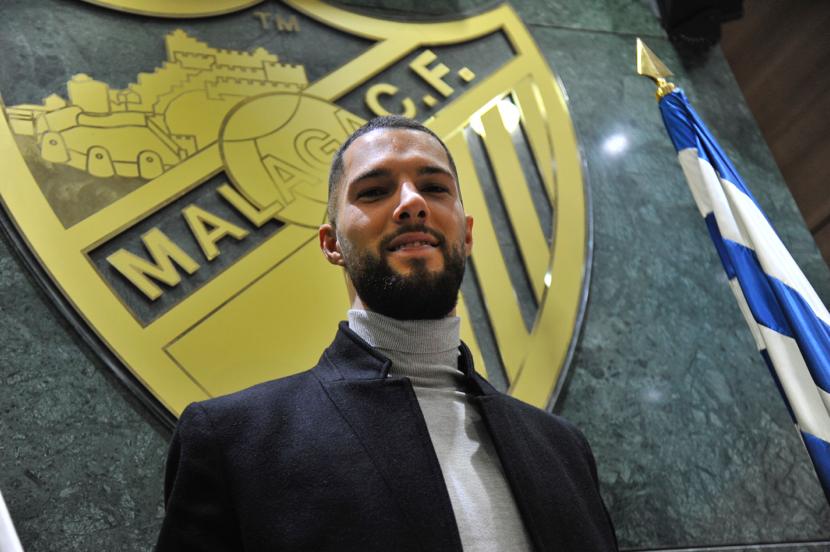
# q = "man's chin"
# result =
<box><xmin>385</xmin><ymin>254</ymin><xmax>444</xmax><ymax>276</ymax></box>
<box><xmin>349</xmin><ymin>247</ymin><xmax>465</xmax><ymax>320</ymax></box>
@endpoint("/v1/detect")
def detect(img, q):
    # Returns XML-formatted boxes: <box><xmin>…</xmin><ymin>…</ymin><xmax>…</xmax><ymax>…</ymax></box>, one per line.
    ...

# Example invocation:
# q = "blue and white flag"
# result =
<box><xmin>659</xmin><ymin>89</ymin><xmax>830</xmax><ymax>500</ymax></box>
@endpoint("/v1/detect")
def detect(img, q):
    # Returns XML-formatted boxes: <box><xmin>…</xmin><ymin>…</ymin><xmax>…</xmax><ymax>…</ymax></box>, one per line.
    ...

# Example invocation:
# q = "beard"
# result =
<box><xmin>339</xmin><ymin>226</ymin><xmax>466</xmax><ymax>320</ymax></box>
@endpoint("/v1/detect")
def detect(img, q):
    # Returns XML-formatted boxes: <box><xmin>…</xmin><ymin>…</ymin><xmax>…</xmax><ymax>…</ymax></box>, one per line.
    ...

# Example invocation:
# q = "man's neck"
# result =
<box><xmin>347</xmin><ymin>309</ymin><xmax>460</xmax><ymax>354</ymax></box>
<box><xmin>347</xmin><ymin>309</ymin><xmax>462</xmax><ymax>388</ymax></box>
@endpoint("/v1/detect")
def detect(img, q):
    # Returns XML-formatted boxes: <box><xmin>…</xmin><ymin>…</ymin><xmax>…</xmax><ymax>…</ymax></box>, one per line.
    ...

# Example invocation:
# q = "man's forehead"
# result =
<box><xmin>342</xmin><ymin>127</ymin><xmax>451</xmax><ymax>171</ymax></box>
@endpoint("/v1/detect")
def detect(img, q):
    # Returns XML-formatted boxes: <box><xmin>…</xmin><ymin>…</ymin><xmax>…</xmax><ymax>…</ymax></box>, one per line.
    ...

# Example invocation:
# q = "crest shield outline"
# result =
<box><xmin>0</xmin><ymin>0</ymin><xmax>590</xmax><ymax>424</ymax></box>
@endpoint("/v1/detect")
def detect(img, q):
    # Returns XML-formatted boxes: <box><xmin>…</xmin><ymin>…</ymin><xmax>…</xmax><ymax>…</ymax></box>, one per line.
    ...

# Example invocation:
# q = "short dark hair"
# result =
<box><xmin>326</xmin><ymin>115</ymin><xmax>458</xmax><ymax>227</ymax></box>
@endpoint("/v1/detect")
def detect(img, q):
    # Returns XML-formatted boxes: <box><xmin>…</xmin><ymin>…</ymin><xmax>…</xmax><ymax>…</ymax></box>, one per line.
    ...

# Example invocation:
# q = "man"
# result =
<box><xmin>156</xmin><ymin>116</ymin><xmax>618</xmax><ymax>551</ymax></box>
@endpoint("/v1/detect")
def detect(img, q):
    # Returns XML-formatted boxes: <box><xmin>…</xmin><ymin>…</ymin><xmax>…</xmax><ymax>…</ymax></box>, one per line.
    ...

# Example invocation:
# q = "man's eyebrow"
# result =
<box><xmin>346</xmin><ymin>165</ymin><xmax>454</xmax><ymax>190</ymax></box>
<box><xmin>347</xmin><ymin>168</ymin><xmax>390</xmax><ymax>189</ymax></box>
<box><xmin>418</xmin><ymin>166</ymin><xmax>454</xmax><ymax>178</ymax></box>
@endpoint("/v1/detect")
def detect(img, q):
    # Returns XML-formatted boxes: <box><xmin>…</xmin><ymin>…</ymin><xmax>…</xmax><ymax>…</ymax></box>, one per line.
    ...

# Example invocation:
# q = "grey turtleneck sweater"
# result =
<box><xmin>348</xmin><ymin>309</ymin><xmax>533</xmax><ymax>552</ymax></box>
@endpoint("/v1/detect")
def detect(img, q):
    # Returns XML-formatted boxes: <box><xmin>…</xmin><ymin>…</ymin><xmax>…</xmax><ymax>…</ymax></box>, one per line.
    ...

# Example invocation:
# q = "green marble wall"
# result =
<box><xmin>1</xmin><ymin>1</ymin><xmax>829</xmax><ymax>550</ymax></box>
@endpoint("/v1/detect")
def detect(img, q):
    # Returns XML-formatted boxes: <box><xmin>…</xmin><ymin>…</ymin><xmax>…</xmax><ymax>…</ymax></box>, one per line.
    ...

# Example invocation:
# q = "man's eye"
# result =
<box><xmin>357</xmin><ymin>187</ymin><xmax>386</xmax><ymax>199</ymax></box>
<box><xmin>423</xmin><ymin>184</ymin><xmax>449</xmax><ymax>194</ymax></box>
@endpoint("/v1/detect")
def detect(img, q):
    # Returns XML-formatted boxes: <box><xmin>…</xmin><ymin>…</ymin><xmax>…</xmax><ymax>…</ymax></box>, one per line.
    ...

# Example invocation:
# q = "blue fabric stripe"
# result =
<box><xmin>712</xmin><ymin>232</ymin><xmax>830</xmax><ymax>394</ymax></box>
<box><xmin>802</xmin><ymin>431</ymin><xmax>830</xmax><ymax>503</ymax></box>
<box><xmin>768</xmin><ymin>278</ymin><xmax>830</xmax><ymax>394</ymax></box>
<box><xmin>704</xmin><ymin>214</ymin><xmax>736</xmax><ymax>279</ymax></box>
<box><xmin>660</xmin><ymin>90</ymin><xmax>767</xmax><ymax>218</ymax></box>
<box><xmin>721</xmin><ymin>238</ymin><xmax>830</xmax><ymax>394</ymax></box>
<box><xmin>659</xmin><ymin>91</ymin><xmax>697</xmax><ymax>152</ymax></box>
<box><xmin>721</xmin><ymin>239</ymin><xmax>792</xmax><ymax>337</ymax></box>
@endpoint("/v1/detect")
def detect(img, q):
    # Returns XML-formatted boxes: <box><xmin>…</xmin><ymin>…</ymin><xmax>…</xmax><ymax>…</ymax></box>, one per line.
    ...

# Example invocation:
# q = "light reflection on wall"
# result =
<box><xmin>602</xmin><ymin>133</ymin><xmax>628</xmax><ymax>155</ymax></box>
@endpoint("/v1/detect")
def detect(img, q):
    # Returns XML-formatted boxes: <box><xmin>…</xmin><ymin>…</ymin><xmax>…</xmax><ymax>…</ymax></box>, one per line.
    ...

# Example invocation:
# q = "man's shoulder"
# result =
<box><xmin>178</xmin><ymin>368</ymin><xmax>322</xmax><ymax>434</ymax></box>
<box><xmin>173</xmin><ymin>323</ymin><xmax>381</xmax><ymax>435</ymax></box>
<box><xmin>216</xmin><ymin>368</ymin><xmax>317</xmax><ymax>403</ymax></box>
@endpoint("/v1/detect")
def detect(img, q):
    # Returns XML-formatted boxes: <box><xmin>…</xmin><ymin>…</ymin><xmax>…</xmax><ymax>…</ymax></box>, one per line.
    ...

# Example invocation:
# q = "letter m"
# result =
<box><xmin>106</xmin><ymin>228</ymin><xmax>199</xmax><ymax>301</ymax></box>
<box><xmin>276</xmin><ymin>15</ymin><xmax>299</xmax><ymax>32</ymax></box>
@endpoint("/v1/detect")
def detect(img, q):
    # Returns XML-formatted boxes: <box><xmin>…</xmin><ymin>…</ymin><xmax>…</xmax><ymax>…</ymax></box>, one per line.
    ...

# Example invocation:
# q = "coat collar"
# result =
<box><xmin>315</xmin><ymin>321</ymin><xmax>497</xmax><ymax>397</ymax></box>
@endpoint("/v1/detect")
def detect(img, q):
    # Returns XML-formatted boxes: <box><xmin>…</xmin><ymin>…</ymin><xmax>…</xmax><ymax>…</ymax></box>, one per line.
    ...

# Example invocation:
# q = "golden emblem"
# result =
<box><xmin>221</xmin><ymin>93</ymin><xmax>362</xmax><ymax>228</ymax></box>
<box><xmin>0</xmin><ymin>0</ymin><xmax>589</xmax><ymax>420</ymax></box>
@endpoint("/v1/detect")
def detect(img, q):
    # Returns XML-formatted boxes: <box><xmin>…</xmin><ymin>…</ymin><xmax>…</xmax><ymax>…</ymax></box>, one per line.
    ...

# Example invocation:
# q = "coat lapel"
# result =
<box><xmin>314</xmin><ymin>324</ymin><xmax>462</xmax><ymax>552</ymax></box>
<box><xmin>461</xmin><ymin>343</ymin><xmax>562</xmax><ymax>549</ymax></box>
<box><xmin>474</xmin><ymin>394</ymin><xmax>567</xmax><ymax>551</ymax></box>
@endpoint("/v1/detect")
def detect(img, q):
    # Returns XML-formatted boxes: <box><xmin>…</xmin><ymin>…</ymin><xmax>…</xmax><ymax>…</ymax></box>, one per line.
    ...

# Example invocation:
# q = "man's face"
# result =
<box><xmin>319</xmin><ymin>127</ymin><xmax>473</xmax><ymax>319</ymax></box>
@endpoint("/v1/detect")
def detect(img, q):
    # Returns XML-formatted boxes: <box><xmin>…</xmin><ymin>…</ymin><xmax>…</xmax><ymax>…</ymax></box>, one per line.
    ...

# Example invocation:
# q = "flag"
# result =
<box><xmin>659</xmin><ymin>88</ymin><xmax>830</xmax><ymax>501</ymax></box>
<box><xmin>0</xmin><ymin>490</ymin><xmax>24</xmax><ymax>552</ymax></box>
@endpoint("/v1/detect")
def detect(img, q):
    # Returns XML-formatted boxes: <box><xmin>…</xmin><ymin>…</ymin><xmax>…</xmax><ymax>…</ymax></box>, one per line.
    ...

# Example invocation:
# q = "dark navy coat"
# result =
<box><xmin>155</xmin><ymin>323</ymin><xmax>618</xmax><ymax>551</ymax></box>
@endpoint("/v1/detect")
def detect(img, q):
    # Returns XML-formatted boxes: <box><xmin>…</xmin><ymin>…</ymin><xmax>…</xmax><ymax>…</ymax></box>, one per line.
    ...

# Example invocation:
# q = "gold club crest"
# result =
<box><xmin>0</xmin><ymin>0</ymin><xmax>590</xmax><ymax>420</ymax></box>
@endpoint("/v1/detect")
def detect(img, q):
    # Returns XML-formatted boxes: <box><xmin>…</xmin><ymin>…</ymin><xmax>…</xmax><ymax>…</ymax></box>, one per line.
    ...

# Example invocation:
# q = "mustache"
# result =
<box><xmin>379</xmin><ymin>225</ymin><xmax>446</xmax><ymax>252</ymax></box>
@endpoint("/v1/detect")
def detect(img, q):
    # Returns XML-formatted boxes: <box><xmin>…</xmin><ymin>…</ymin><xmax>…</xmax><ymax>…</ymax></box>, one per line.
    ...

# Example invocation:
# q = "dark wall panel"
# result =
<box><xmin>721</xmin><ymin>0</ymin><xmax>830</xmax><ymax>264</ymax></box>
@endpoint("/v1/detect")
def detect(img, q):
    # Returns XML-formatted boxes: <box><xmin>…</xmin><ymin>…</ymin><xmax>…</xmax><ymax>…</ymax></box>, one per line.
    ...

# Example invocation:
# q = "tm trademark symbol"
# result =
<box><xmin>253</xmin><ymin>11</ymin><xmax>300</xmax><ymax>32</ymax></box>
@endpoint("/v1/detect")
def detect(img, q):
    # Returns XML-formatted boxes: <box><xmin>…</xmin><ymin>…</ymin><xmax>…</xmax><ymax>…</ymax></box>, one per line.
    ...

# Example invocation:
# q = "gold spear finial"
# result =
<box><xmin>636</xmin><ymin>38</ymin><xmax>676</xmax><ymax>100</ymax></box>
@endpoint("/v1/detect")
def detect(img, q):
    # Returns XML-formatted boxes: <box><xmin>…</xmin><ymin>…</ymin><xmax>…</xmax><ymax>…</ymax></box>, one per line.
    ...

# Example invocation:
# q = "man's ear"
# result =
<box><xmin>464</xmin><ymin>215</ymin><xmax>474</xmax><ymax>256</ymax></box>
<box><xmin>319</xmin><ymin>223</ymin><xmax>345</xmax><ymax>266</ymax></box>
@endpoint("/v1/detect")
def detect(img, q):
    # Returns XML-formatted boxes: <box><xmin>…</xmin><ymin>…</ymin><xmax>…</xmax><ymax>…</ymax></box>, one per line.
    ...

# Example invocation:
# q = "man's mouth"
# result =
<box><xmin>385</xmin><ymin>231</ymin><xmax>441</xmax><ymax>253</ymax></box>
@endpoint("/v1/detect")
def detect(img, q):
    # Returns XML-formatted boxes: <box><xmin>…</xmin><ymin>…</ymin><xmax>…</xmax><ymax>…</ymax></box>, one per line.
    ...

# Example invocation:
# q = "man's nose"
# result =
<box><xmin>393</xmin><ymin>182</ymin><xmax>429</xmax><ymax>222</ymax></box>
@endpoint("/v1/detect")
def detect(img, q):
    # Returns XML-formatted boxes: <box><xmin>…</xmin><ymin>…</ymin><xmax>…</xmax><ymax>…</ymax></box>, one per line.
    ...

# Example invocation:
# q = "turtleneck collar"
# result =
<box><xmin>347</xmin><ymin>310</ymin><xmax>460</xmax><ymax>353</ymax></box>
<box><xmin>347</xmin><ymin>309</ymin><xmax>463</xmax><ymax>389</ymax></box>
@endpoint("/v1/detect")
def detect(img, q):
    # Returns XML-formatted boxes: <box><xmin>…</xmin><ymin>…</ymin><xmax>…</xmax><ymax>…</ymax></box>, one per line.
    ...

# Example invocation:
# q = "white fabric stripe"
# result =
<box><xmin>760</xmin><ymin>326</ymin><xmax>830</xmax><ymax>442</ymax></box>
<box><xmin>679</xmin><ymin>149</ymin><xmax>751</xmax><ymax>249</ymax></box>
<box><xmin>0</xmin><ymin>490</ymin><xmax>24</xmax><ymax>552</ymax></box>
<box><xmin>728</xmin><ymin>278</ymin><xmax>766</xmax><ymax>351</ymax></box>
<box><xmin>720</xmin><ymin>177</ymin><xmax>830</xmax><ymax>327</ymax></box>
<box><xmin>678</xmin><ymin>149</ymin><xmax>713</xmax><ymax>217</ymax></box>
